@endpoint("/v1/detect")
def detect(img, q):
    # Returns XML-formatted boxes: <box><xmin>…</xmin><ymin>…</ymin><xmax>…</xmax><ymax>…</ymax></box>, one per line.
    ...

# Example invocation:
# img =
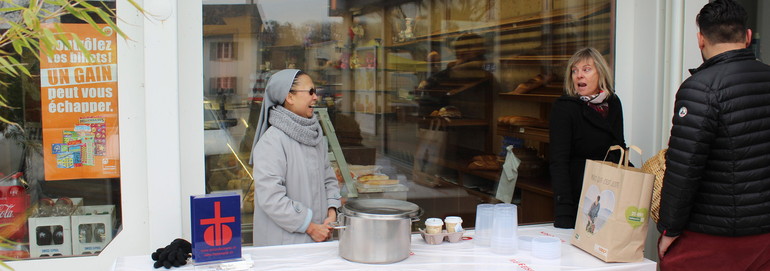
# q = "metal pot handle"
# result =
<box><xmin>330</xmin><ymin>213</ymin><xmax>347</xmax><ymax>230</ymax></box>
<box><xmin>411</xmin><ymin>208</ymin><xmax>424</xmax><ymax>222</ymax></box>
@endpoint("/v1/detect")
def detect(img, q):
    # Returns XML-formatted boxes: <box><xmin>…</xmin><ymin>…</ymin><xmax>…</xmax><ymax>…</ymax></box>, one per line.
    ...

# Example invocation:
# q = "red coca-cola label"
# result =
<box><xmin>0</xmin><ymin>185</ymin><xmax>30</xmax><ymax>241</ymax></box>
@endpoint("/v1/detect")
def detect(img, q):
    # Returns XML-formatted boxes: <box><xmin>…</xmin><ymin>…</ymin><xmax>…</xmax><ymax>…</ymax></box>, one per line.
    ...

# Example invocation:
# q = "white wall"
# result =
<box><xmin>760</xmin><ymin>0</ymin><xmax>770</xmax><ymax>63</ymax></box>
<box><xmin>615</xmin><ymin>0</ymin><xmax>707</xmax><ymax>263</ymax></box>
<box><xmin>7</xmin><ymin>0</ymin><xmax>205</xmax><ymax>270</ymax></box>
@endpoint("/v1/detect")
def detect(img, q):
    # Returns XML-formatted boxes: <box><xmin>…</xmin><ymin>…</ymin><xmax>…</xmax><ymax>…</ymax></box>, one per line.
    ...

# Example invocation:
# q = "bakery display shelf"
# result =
<box><xmin>500</xmin><ymin>37</ymin><xmax>611</xmax><ymax>58</ymax></box>
<box><xmin>498</xmin><ymin>87</ymin><xmax>561</xmax><ymax>103</ymax></box>
<box><xmin>436</xmin><ymin>176</ymin><xmax>502</xmax><ymax>204</ymax></box>
<box><xmin>337</xmin><ymin>110</ymin><xmax>395</xmax><ymax>115</ymax></box>
<box><xmin>516</xmin><ymin>177</ymin><xmax>553</xmax><ymax>197</ymax></box>
<box><xmin>387</xmin><ymin>2</ymin><xmax>610</xmax><ymax>48</ymax></box>
<box><xmin>333</xmin><ymin>89</ymin><xmax>397</xmax><ymax>92</ymax></box>
<box><xmin>420</xmin><ymin>117</ymin><xmax>489</xmax><ymax>127</ymax></box>
<box><xmin>437</xmin><ymin>156</ymin><xmax>501</xmax><ymax>181</ymax></box>
<box><xmin>415</xmin><ymin>78</ymin><xmax>490</xmax><ymax>96</ymax></box>
<box><xmin>497</xmin><ymin>124</ymin><xmax>550</xmax><ymax>143</ymax></box>
<box><xmin>499</xmin><ymin>55</ymin><xmax>571</xmax><ymax>62</ymax></box>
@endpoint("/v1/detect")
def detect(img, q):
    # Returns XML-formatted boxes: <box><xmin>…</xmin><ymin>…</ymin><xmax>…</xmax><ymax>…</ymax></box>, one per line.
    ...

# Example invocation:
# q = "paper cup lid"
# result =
<box><xmin>425</xmin><ymin>218</ymin><xmax>443</xmax><ymax>226</ymax></box>
<box><xmin>444</xmin><ymin>216</ymin><xmax>462</xmax><ymax>223</ymax></box>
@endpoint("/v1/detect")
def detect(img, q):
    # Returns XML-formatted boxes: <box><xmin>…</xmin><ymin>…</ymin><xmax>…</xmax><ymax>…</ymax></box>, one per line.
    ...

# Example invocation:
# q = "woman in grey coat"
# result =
<box><xmin>250</xmin><ymin>69</ymin><xmax>342</xmax><ymax>246</ymax></box>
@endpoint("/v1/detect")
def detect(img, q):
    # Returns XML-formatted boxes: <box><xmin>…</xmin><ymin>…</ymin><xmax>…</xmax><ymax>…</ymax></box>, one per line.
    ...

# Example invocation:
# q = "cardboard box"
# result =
<box><xmin>28</xmin><ymin>198</ymin><xmax>83</xmax><ymax>257</ymax></box>
<box><xmin>70</xmin><ymin>205</ymin><xmax>116</xmax><ymax>255</ymax></box>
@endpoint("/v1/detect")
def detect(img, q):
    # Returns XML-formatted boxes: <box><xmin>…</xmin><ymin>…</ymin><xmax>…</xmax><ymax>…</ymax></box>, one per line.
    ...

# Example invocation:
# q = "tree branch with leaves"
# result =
<box><xmin>0</xmin><ymin>0</ymin><xmax>141</xmax><ymax>127</ymax></box>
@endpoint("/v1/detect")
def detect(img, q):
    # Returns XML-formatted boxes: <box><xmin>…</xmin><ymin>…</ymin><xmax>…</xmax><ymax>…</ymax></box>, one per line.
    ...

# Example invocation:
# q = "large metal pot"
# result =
<box><xmin>333</xmin><ymin>199</ymin><xmax>422</xmax><ymax>264</ymax></box>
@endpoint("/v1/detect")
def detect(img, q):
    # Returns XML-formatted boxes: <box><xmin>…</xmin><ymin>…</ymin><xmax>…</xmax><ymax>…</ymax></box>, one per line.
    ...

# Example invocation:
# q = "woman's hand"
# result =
<box><xmin>323</xmin><ymin>208</ymin><xmax>337</xmax><ymax>226</ymax></box>
<box><xmin>305</xmin><ymin>222</ymin><xmax>332</xmax><ymax>242</ymax></box>
<box><xmin>321</xmin><ymin>208</ymin><xmax>338</xmax><ymax>241</ymax></box>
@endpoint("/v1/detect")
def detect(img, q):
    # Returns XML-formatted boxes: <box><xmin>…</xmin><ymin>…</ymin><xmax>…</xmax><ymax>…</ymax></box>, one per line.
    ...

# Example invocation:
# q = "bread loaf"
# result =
<box><xmin>497</xmin><ymin>115</ymin><xmax>549</xmax><ymax>128</ymax></box>
<box><xmin>361</xmin><ymin>179</ymin><xmax>399</xmax><ymax>185</ymax></box>
<box><xmin>358</xmin><ymin>174</ymin><xmax>389</xmax><ymax>182</ymax></box>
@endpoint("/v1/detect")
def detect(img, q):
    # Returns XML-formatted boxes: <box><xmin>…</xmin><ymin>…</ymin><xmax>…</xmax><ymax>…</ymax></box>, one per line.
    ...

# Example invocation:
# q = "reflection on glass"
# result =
<box><xmin>203</xmin><ymin>0</ymin><xmax>616</xmax><ymax>244</ymax></box>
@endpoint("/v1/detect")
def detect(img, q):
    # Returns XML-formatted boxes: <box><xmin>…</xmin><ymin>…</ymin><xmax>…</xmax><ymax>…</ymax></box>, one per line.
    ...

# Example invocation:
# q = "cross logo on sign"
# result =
<box><xmin>200</xmin><ymin>201</ymin><xmax>235</xmax><ymax>246</ymax></box>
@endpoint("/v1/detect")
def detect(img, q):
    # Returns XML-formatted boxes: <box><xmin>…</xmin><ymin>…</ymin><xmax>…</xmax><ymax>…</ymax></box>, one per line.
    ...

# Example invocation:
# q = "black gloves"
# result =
<box><xmin>151</xmin><ymin>238</ymin><xmax>192</xmax><ymax>269</ymax></box>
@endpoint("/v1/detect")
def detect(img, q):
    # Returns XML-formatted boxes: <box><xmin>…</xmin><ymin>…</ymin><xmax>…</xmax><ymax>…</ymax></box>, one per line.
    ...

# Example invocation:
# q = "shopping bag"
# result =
<box><xmin>570</xmin><ymin>145</ymin><xmax>654</xmax><ymax>262</ymax></box>
<box><xmin>412</xmin><ymin>119</ymin><xmax>447</xmax><ymax>187</ymax></box>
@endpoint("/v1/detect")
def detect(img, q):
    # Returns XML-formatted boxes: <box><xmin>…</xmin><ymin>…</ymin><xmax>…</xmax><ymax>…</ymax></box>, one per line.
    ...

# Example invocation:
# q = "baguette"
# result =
<box><xmin>358</xmin><ymin>174</ymin><xmax>389</xmax><ymax>182</ymax></box>
<box><xmin>360</xmin><ymin>179</ymin><xmax>399</xmax><ymax>185</ymax></box>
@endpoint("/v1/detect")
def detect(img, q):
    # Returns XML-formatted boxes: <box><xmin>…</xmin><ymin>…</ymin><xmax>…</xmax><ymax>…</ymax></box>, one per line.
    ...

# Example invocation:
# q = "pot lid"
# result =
<box><xmin>341</xmin><ymin>199</ymin><xmax>421</xmax><ymax>219</ymax></box>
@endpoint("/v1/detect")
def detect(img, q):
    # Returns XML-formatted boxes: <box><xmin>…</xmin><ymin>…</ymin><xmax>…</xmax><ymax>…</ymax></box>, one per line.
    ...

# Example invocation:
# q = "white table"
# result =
<box><xmin>113</xmin><ymin>224</ymin><xmax>657</xmax><ymax>270</ymax></box>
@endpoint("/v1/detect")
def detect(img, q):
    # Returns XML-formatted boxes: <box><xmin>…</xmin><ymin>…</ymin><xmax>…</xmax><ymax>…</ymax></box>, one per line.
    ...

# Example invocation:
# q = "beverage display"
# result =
<box><xmin>36</xmin><ymin>226</ymin><xmax>52</xmax><ymax>246</ymax></box>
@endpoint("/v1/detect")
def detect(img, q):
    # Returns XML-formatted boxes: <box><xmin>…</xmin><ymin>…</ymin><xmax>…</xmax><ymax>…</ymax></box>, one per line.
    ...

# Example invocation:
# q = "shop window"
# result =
<box><xmin>0</xmin><ymin>2</ymin><xmax>122</xmax><ymax>260</ymax></box>
<box><xmin>202</xmin><ymin>0</ymin><xmax>616</xmax><ymax>245</ymax></box>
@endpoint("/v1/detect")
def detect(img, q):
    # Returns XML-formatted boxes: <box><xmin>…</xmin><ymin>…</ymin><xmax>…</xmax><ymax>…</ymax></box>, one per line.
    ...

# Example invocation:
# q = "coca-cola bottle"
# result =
<box><xmin>0</xmin><ymin>172</ymin><xmax>30</xmax><ymax>242</ymax></box>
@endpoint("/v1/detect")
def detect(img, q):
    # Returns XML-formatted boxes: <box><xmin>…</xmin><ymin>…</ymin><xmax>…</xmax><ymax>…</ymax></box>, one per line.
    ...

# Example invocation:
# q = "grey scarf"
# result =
<box><xmin>269</xmin><ymin>105</ymin><xmax>323</xmax><ymax>147</ymax></box>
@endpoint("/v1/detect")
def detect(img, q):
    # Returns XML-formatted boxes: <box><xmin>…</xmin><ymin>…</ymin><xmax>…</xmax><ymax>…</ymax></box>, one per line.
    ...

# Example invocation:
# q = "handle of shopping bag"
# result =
<box><xmin>604</xmin><ymin>145</ymin><xmax>642</xmax><ymax>168</ymax></box>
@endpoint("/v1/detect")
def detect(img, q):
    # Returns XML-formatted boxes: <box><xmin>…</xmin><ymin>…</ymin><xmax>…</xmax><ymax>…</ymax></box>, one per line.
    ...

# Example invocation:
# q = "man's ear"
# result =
<box><xmin>697</xmin><ymin>32</ymin><xmax>706</xmax><ymax>50</ymax></box>
<box><xmin>745</xmin><ymin>29</ymin><xmax>753</xmax><ymax>48</ymax></box>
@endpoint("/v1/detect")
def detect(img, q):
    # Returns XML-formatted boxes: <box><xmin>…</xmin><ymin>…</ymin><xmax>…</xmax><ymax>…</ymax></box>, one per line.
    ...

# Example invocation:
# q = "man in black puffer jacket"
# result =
<box><xmin>657</xmin><ymin>1</ymin><xmax>770</xmax><ymax>270</ymax></box>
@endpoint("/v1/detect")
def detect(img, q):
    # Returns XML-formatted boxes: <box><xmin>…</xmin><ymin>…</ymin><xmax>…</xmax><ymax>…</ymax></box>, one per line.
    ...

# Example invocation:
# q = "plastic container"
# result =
<box><xmin>474</xmin><ymin>204</ymin><xmax>495</xmax><ymax>246</ymax></box>
<box><xmin>490</xmin><ymin>203</ymin><xmax>518</xmax><ymax>254</ymax></box>
<box><xmin>532</xmin><ymin>236</ymin><xmax>561</xmax><ymax>259</ymax></box>
<box><xmin>518</xmin><ymin>235</ymin><xmax>535</xmax><ymax>251</ymax></box>
<box><xmin>425</xmin><ymin>218</ymin><xmax>443</xmax><ymax>234</ymax></box>
<box><xmin>444</xmin><ymin>216</ymin><xmax>463</xmax><ymax>233</ymax></box>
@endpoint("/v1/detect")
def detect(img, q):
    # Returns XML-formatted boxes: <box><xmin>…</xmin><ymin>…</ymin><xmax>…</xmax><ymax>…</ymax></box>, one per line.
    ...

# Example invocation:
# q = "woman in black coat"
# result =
<box><xmin>549</xmin><ymin>47</ymin><xmax>628</xmax><ymax>228</ymax></box>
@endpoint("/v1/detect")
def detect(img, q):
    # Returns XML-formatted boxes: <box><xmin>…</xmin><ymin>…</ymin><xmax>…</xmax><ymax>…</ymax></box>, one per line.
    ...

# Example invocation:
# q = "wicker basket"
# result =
<box><xmin>641</xmin><ymin>149</ymin><xmax>666</xmax><ymax>223</ymax></box>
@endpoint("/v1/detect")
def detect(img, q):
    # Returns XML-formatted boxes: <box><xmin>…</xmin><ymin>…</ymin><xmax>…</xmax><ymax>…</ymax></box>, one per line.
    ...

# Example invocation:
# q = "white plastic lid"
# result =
<box><xmin>425</xmin><ymin>218</ymin><xmax>444</xmax><ymax>226</ymax></box>
<box><xmin>444</xmin><ymin>216</ymin><xmax>463</xmax><ymax>223</ymax></box>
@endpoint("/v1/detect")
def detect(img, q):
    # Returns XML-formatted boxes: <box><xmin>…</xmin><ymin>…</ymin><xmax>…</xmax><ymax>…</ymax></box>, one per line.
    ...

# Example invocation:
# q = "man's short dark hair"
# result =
<box><xmin>696</xmin><ymin>0</ymin><xmax>748</xmax><ymax>44</ymax></box>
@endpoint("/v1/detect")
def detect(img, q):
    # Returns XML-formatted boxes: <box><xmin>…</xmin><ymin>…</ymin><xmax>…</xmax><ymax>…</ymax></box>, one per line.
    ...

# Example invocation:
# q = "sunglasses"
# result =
<box><xmin>290</xmin><ymin>88</ymin><xmax>316</xmax><ymax>96</ymax></box>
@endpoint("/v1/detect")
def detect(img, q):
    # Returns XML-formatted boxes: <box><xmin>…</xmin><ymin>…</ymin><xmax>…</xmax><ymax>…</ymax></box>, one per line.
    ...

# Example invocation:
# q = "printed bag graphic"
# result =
<box><xmin>571</xmin><ymin>145</ymin><xmax>654</xmax><ymax>262</ymax></box>
<box><xmin>412</xmin><ymin>119</ymin><xmax>447</xmax><ymax>187</ymax></box>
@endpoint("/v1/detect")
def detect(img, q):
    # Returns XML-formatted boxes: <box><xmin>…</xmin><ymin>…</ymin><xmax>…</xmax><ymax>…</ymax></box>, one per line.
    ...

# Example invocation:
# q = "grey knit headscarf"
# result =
<box><xmin>249</xmin><ymin>69</ymin><xmax>300</xmax><ymax>163</ymax></box>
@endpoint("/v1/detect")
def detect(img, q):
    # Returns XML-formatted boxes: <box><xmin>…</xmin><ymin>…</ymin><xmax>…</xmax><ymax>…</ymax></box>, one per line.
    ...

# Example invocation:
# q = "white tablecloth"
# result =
<box><xmin>113</xmin><ymin>224</ymin><xmax>657</xmax><ymax>271</ymax></box>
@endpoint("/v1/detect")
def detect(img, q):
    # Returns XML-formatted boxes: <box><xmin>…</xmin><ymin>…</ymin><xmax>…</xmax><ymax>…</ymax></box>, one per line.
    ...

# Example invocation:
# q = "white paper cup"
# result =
<box><xmin>425</xmin><ymin>218</ymin><xmax>444</xmax><ymax>234</ymax></box>
<box><xmin>444</xmin><ymin>216</ymin><xmax>463</xmax><ymax>233</ymax></box>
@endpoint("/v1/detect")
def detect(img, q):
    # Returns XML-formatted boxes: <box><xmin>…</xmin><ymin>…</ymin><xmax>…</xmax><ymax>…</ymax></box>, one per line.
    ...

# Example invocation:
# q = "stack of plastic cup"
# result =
<box><xmin>474</xmin><ymin>204</ymin><xmax>495</xmax><ymax>246</ymax></box>
<box><xmin>531</xmin><ymin>236</ymin><xmax>561</xmax><ymax>259</ymax></box>
<box><xmin>490</xmin><ymin>203</ymin><xmax>518</xmax><ymax>254</ymax></box>
<box><xmin>518</xmin><ymin>235</ymin><xmax>534</xmax><ymax>251</ymax></box>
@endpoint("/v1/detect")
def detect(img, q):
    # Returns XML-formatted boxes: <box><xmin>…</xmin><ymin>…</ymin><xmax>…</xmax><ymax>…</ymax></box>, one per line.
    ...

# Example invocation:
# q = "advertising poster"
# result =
<box><xmin>39</xmin><ymin>23</ymin><xmax>119</xmax><ymax>181</ymax></box>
